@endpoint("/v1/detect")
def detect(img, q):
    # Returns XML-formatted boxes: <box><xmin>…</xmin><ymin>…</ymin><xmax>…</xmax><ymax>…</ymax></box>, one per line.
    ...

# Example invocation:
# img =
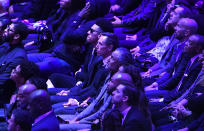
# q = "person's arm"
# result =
<box><xmin>158</xmin><ymin>53</ymin><xmax>191</xmax><ymax>90</ymax></box>
<box><xmin>122</xmin><ymin>0</ymin><xmax>156</xmax><ymax>27</ymax></box>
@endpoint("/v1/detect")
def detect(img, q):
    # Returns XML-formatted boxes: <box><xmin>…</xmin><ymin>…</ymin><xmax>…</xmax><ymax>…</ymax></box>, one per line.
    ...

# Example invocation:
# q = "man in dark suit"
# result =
<box><xmin>0</xmin><ymin>22</ymin><xmax>28</xmax><ymax>103</ymax></box>
<box><xmin>8</xmin><ymin>109</ymin><xmax>33</xmax><ymax>131</ymax></box>
<box><xmin>144</xmin><ymin>18</ymin><xmax>198</xmax><ymax>88</ymax></box>
<box><xmin>49</xmin><ymin>19</ymin><xmax>114</xmax><ymax>104</ymax></box>
<box><xmin>28</xmin><ymin>89</ymin><xmax>60</xmax><ymax>131</ymax></box>
<box><xmin>59</xmin><ymin>50</ymin><xmax>135</xmax><ymax>130</ymax></box>
<box><xmin>112</xmin><ymin>83</ymin><xmax>152</xmax><ymax>131</ymax></box>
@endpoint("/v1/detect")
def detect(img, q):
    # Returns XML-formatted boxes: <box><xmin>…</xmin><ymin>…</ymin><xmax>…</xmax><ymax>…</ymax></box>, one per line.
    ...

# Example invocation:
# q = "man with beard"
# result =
<box><xmin>0</xmin><ymin>22</ymin><xmax>28</xmax><ymax>104</ymax></box>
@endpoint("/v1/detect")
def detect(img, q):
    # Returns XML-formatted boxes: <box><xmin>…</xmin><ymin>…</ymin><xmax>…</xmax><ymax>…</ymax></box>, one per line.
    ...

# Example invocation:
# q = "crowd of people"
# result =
<box><xmin>0</xmin><ymin>0</ymin><xmax>203</xmax><ymax>130</ymax></box>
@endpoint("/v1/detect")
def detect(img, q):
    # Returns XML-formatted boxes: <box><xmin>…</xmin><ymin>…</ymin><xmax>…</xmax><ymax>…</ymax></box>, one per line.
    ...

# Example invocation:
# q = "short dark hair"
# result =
<box><xmin>19</xmin><ymin>60</ymin><xmax>39</xmax><ymax>80</ymax></box>
<box><xmin>12</xmin><ymin>109</ymin><xmax>33</xmax><ymax>131</ymax></box>
<box><xmin>13</xmin><ymin>22</ymin><xmax>29</xmax><ymax>40</ymax></box>
<box><xmin>95</xmin><ymin>18</ymin><xmax>113</xmax><ymax>33</ymax></box>
<box><xmin>28</xmin><ymin>76</ymin><xmax>47</xmax><ymax>90</ymax></box>
<box><xmin>115</xmin><ymin>48</ymin><xmax>134</xmax><ymax>66</ymax></box>
<box><xmin>121</xmin><ymin>84</ymin><xmax>140</xmax><ymax>106</ymax></box>
<box><xmin>101</xmin><ymin>32</ymin><xmax>118</xmax><ymax>50</ymax></box>
<box><xmin>119</xmin><ymin>65</ymin><xmax>143</xmax><ymax>91</ymax></box>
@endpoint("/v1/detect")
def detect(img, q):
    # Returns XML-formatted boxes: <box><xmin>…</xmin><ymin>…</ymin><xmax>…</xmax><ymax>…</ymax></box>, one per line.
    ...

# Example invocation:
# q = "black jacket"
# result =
<box><xmin>123</xmin><ymin>106</ymin><xmax>152</xmax><ymax>131</ymax></box>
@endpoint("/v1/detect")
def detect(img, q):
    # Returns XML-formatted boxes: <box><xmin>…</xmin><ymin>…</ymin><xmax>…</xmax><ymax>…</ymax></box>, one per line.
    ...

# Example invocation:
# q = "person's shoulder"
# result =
<box><xmin>32</xmin><ymin>112</ymin><xmax>60</xmax><ymax>131</ymax></box>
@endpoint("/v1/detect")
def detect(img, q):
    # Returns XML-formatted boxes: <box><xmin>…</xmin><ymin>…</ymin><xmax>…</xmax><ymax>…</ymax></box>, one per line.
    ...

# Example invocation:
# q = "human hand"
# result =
<box><xmin>159</xmin><ymin>72</ymin><xmax>167</xmax><ymax>78</ymax></box>
<box><xmin>149</xmin><ymin>98</ymin><xmax>163</xmax><ymax>102</ymax></box>
<box><xmin>76</xmin><ymin>81</ymin><xmax>83</xmax><ymax>86</ymax></box>
<box><xmin>196</xmin><ymin>93</ymin><xmax>203</xmax><ymax>96</ymax></box>
<box><xmin>56</xmin><ymin>90</ymin><xmax>70</xmax><ymax>96</ymax></box>
<box><xmin>24</xmin><ymin>41</ymin><xmax>35</xmax><ymax>48</ymax></box>
<box><xmin>9</xmin><ymin>5</ymin><xmax>14</xmax><ymax>13</ymax></box>
<box><xmin>79</xmin><ymin>2</ymin><xmax>91</xmax><ymax>18</ymax></box>
<box><xmin>126</xmin><ymin>34</ymin><xmax>137</xmax><ymax>40</ymax></box>
<box><xmin>10</xmin><ymin>94</ymin><xmax>17</xmax><ymax>104</ymax></box>
<box><xmin>145</xmin><ymin>82</ymin><xmax>158</xmax><ymax>91</ymax></box>
<box><xmin>63</xmin><ymin>98</ymin><xmax>79</xmax><ymax>107</ymax></box>
<box><xmin>112</xmin><ymin>16</ymin><xmax>122</xmax><ymax>26</ymax></box>
<box><xmin>75</xmin><ymin>68</ymin><xmax>82</xmax><ymax>76</ymax></box>
<box><xmin>172</xmin><ymin>104</ymin><xmax>192</xmax><ymax>120</ymax></box>
<box><xmin>79</xmin><ymin>97</ymin><xmax>91</xmax><ymax>107</ymax></box>
<box><xmin>110</xmin><ymin>4</ymin><xmax>120</xmax><ymax>13</ymax></box>
<box><xmin>141</xmin><ymin>69</ymin><xmax>152</xmax><ymax>78</ymax></box>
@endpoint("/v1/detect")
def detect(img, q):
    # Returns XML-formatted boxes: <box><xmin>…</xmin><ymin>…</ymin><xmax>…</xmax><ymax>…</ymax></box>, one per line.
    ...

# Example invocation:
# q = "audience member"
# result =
<box><xmin>8</xmin><ymin>109</ymin><xmax>33</xmax><ymax>131</ymax></box>
<box><xmin>0</xmin><ymin>22</ymin><xmax>28</xmax><ymax>103</ymax></box>
<box><xmin>111</xmin><ymin>83</ymin><xmax>152</xmax><ymax>131</ymax></box>
<box><xmin>28</xmin><ymin>89</ymin><xmax>60</xmax><ymax>131</ymax></box>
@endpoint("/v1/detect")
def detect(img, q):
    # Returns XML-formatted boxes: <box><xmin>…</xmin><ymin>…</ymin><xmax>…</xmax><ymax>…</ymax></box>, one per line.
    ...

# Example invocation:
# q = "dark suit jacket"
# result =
<box><xmin>123</xmin><ymin>106</ymin><xmax>152</xmax><ymax>131</ymax></box>
<box><xmin>163</xmin><ymin>55</ymin><xmax>202</xmax><ymax>103</ymax></box>
<box><xmin>32</xmin><ymin>111</ymin><xmax>60</xmax><ymax>131</ymax></box>
<box><xmin>158</xmin><ymin>52</ymin><xmax>191</xmax><ymax>90</ymax></box>
<box><xmin>70</xmin><ymin>55</ymin><xmax>109</xmax><ymax>102</ymax></box>
<box><xmin>0</xmin><ymin>43</ymin><xmax>27</xmax><ymax>102</ymax></box>
<box><xmin>150</xmin><ymin>36</ymin><xmax>182</xmax><ymax>76</ymax></box>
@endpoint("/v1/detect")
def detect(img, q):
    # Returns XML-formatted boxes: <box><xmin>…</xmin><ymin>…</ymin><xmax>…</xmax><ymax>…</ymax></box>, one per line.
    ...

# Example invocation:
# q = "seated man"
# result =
<box><xmin>111</xmin><ymin>82</ymin><xmax>152</xmax><ymax>131</ymax></box>
<box><xmin>48</xmin><ymin>18</ymin><xmax>113</xmax><ymax>94</ymax></box>
<box><xmin>50</xmin><ymin>32</ymin><xmax>117</xmax><ymax>105</ymax></box>
<box><xmin>142</xmin><ymin>18</ymin><xmax>198</xmax><ymax>86</ymax></box>
<box><xmin>148</xmin><ymin>35</ymin><xmax>204</xmax><ymax>127</ymax></box>
<box><xmin>27</xmin><ymin>0</ymin><xmax>110</xmax><ymax>78</ymax></box>
<box><xmin>131</xmin><ymin>6</ymin><xmax>193</xmax><ymax>72</ymax></box>
<box><xmin>28</xmin><ymin>89</ymin><xmax>60</xmax><ymax>131</ymax></box>
<box><xmin>58</xmin><ymin>48</ymin><xmax>134</xmax><ymax>130</ymax></box>
<box><xmin>8</xmin><ymin>109</ymin><xmax>33</xmax><ymax>131</ymax></box>
<box><xmin>0</xmin><ymin>22</ymin><xmax>28</xmax><ymax>103</ymax></box>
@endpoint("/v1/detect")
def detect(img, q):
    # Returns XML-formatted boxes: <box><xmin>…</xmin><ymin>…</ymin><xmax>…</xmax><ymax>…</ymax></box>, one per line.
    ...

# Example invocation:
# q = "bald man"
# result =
<box><xmin>17</xmin><ymin>84</ymin><xmax>37</xmax><ymax>109</ymax></box>
<box><xmin>28</xmin><ymin>89</ymin><xmax>59</xmax><ymax>131</ymax></box>
<box><xmin>6</xmin><ymin>84</ymin><xmax>37</xmax><ymax>118</ymax></box>
<box><xmin>143</xmin><ymin>18</ymin><xmax>198</xmax><ymax>87</ymax></box>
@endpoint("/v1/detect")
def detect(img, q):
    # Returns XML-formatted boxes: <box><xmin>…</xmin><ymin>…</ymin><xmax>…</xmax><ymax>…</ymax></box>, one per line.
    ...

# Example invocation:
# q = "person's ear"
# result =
<box><xmin>123</xmin><ymin>96</ymin><xmax>128</xmax><ymax>103</ymax></box>
<box><xmin>185</xmin><ymin>30</ymin><xmax>191</xmax><ymax>37</ymax></box>
<box><xmin>108</xmin><ymin>45</ymin><xmax>113</xmax><ymax>52</ymax></box>
<box><xmin>14</xmin><ymin>34</ymin><xmax>20</xmax><ymax>40</ymax></box>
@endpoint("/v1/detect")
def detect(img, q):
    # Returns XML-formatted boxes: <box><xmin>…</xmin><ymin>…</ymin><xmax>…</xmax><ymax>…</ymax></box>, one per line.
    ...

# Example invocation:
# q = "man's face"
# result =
<box><xmin>8</xmin><ymin>114</ymin><xmax>16</xmax><ymax>131</ymax></box>
<box><xmin>112</xmin><ymin>84</ymin><xmax>125</xmax><ymax>105</ymax></box>
<box><xmin>165</xmin><ymin>7</ymin><xmax>183</xmax><ymax>30</ymax></box>
<box><xmin>87</xmin><ymin>24</ymin><xmax>102</xmax><ymax>44</ymax></box>
<box><xmin>106</xmin><ymin>50</ymin><xmax>120</xmax><ymax>71</ymax></box>
<box><xmin>184</xmin><ymin>35</ymin><xmax>198</xmax><ymax>53</ymax></box>
<box><xmin>96</xmin><ymin>35</ymin><xmax>110</xmax><ymax>57</ymax></box>
<box><xmin>60</xmin><ymin>0</ymin><xmax>71</xmax><ymax>9</ymax></box>
<box><xmin>17</xmin><ymin>87</ymin><xmax>29</xmax><ymax>108</ymax></box>
<box><xmin>3</xmin><ymin>23</ymin><xmax>15</xmax><ymax>41</ymax></box>
<box><xmin>174</xmin><ymin>20</ymin><xmax>187</xmax><ymax>39</ymax></box>
<box><xmin>107</xmin><ymin>73</ymin><xmax>120</xmax><ymax>92</ymax></box>
<box><xmin>10</xmin><ymin>65</ymin><xmax>22</xmax><ymax>83</ymax></box>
